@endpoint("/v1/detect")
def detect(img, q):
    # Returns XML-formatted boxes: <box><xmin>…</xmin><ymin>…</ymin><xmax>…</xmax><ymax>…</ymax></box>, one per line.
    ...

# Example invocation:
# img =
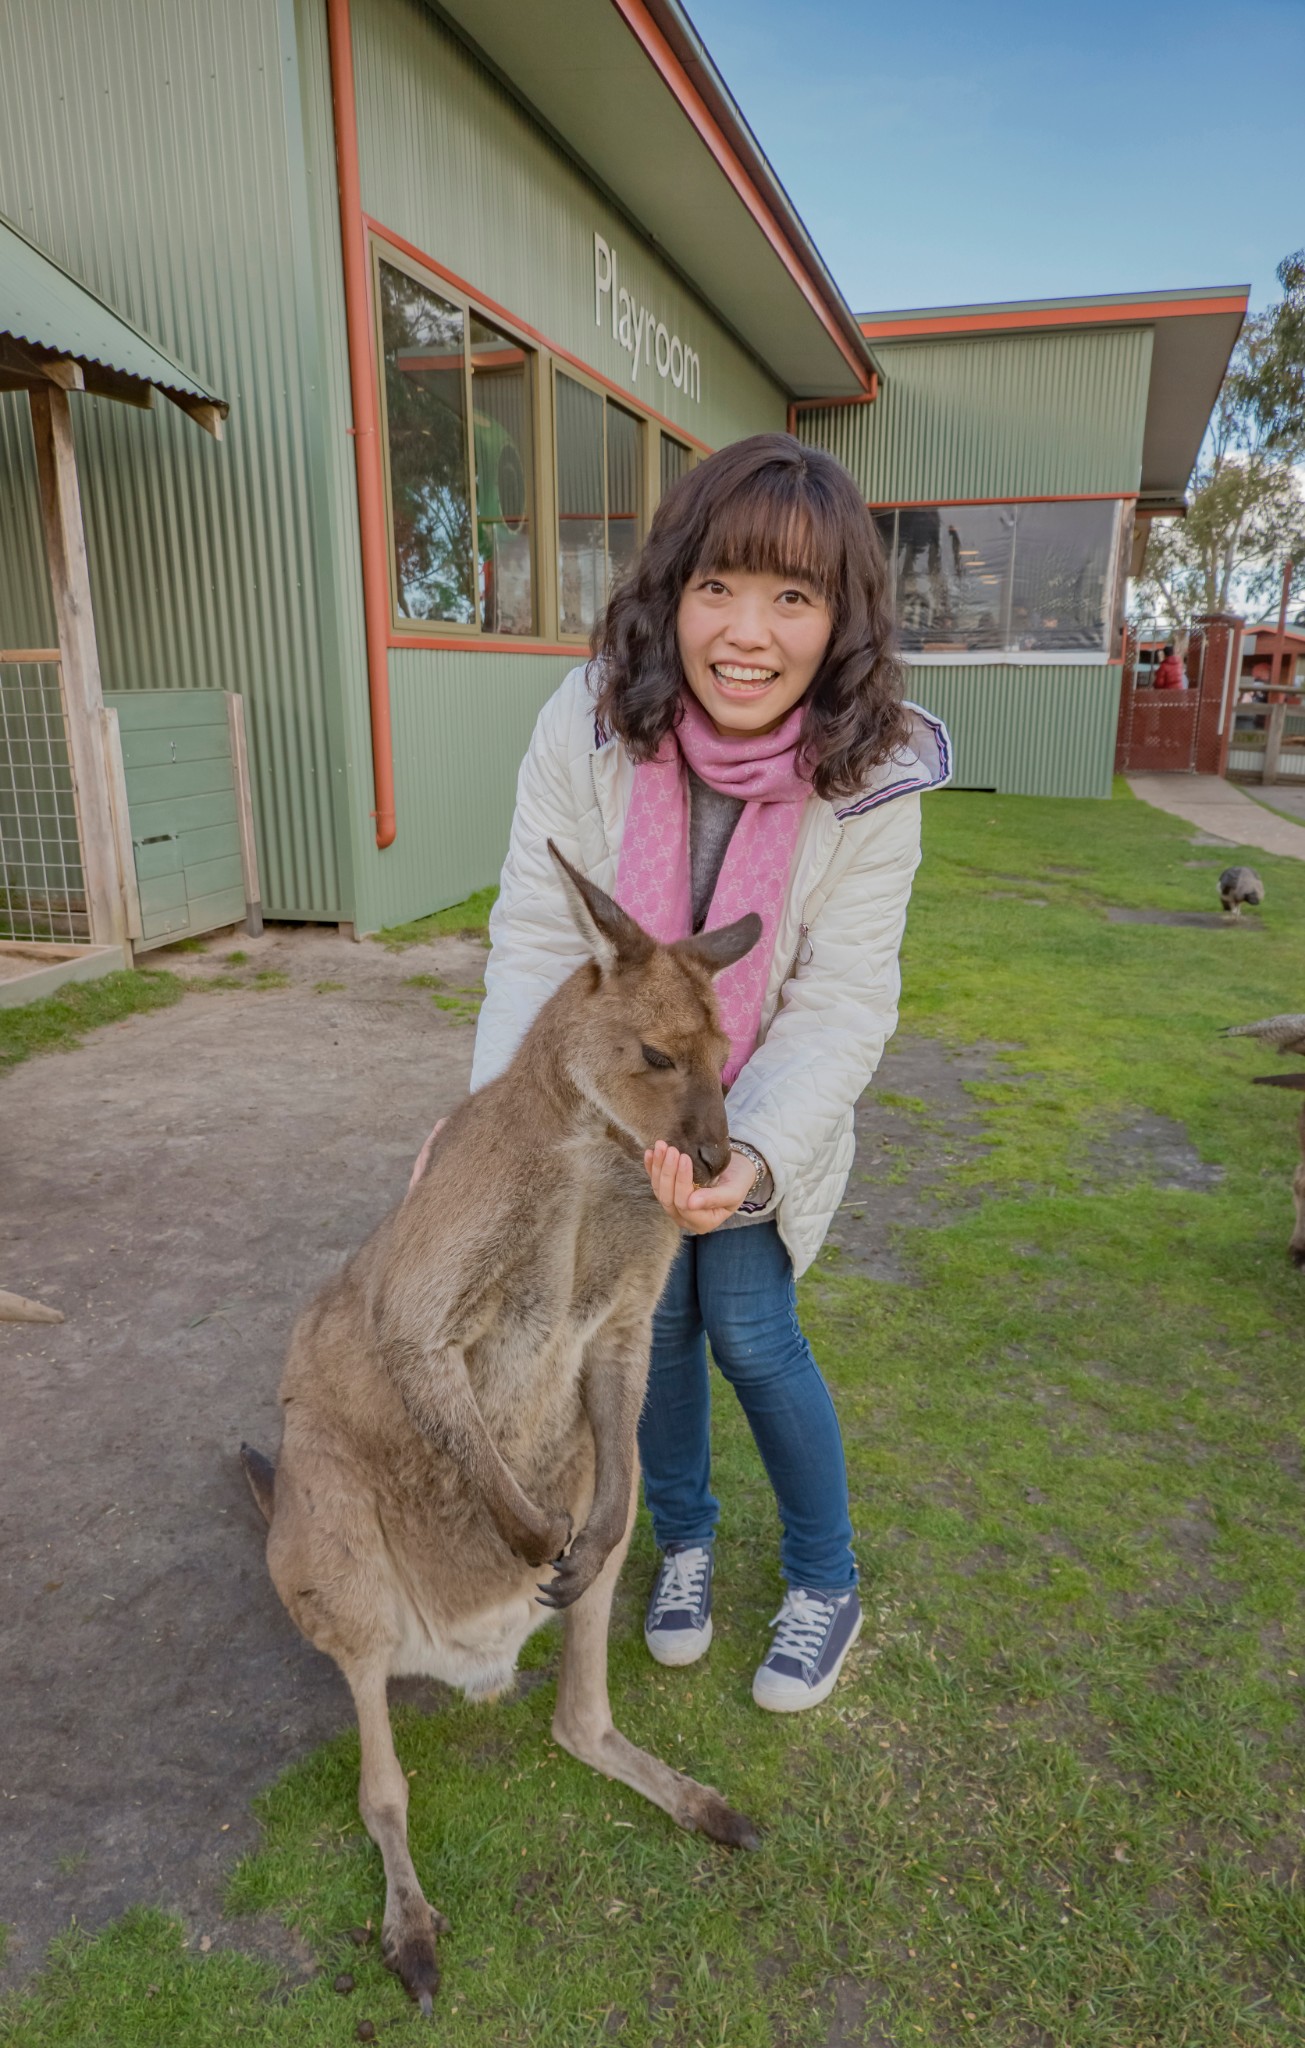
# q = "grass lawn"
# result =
<box><xmin>0</xmin><ymin>969</ymin><xmax>184</xmax><ymax>1072</ymax></box>
<box><xmin>5</xmin><ymin>782</ymin><xmax>1305</xmax><ymax>2046</ymax></box>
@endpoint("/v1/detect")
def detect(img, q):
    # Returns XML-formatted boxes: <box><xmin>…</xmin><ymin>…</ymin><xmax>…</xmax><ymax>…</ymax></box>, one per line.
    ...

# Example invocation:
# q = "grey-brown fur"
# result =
<box><xmin>242</xmin><ymin>846</ymin><xmax>761</xmax><ymax>2014</ymax></box>
<box><xmin>1224</xmin><ymin>1014</ymin><xmax>1305</xmax><ymax>1264</ymax></box>
<box><xmin>1219</xmin><ymin>865</ymin><xmax>1264</xmax><ymax>916</ymax></box>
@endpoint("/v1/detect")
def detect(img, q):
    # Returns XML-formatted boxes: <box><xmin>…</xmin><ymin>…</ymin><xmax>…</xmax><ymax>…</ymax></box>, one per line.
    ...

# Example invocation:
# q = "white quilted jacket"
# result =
<box><xmin>470</xmin><ymin>666</ymin><xmax>951</xmax><ymax>1275</ymax></box>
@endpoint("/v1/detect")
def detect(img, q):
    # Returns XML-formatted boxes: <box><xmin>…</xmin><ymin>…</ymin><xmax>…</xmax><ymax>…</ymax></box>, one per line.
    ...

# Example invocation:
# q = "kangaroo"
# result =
<box><xmin>241</xmin><ymin>844</ymin><xmax>762</xmax><ymax>2015</ymax></box>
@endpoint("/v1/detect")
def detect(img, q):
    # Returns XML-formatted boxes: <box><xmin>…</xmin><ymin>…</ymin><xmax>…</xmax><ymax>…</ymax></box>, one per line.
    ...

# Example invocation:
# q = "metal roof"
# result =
<box><xmin>0</xmin><ymin>212</ymin><xmax>227</xmax><ymax>431</ymax></box>
<box><xmin>856</xmin><ymin>284</ymin><xmax>1251</xmax><ymax>506</ymax></box>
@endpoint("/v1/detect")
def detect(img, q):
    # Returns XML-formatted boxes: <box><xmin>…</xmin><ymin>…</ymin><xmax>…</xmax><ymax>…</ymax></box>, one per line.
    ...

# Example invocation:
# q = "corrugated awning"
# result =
<box><xmin>0</xmin><ymin>214</ymin><xmax>228</xmax><ymax>436</ymax></box>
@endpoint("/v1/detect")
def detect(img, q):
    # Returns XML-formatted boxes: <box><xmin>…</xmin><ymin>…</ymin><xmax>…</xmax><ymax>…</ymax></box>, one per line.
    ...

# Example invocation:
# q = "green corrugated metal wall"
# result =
<box><xmin>796</xmin><ymin>327</ymin><xmax>1152</xmax><ymax>797</ymax></box>
<box><xmin>799</xmin><ymin>327</ymin><xmax>1153</xmax><ymax>501</ymax></box>
<box><xmin>908</xmin><ymin>665</ymin><xmax>1123</xmax><ymax>798</ymax></box>
<box><xmin>0</xmin><ymin>0</ymin><xmax>348</xmax><ymax>922</ymax></box>
<box><xmin>351</xmin><ymin>0</ymin><xmax>784</xmax><ymax>452</ymax></box>
<box><xmin>299</xmin><ymin>0</ymin><xmax>788</xmax><ymax>933</ymax></box>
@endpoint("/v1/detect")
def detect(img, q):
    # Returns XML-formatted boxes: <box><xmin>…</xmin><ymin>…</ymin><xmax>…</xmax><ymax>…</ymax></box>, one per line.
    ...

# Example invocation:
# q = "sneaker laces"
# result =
<box><xmin>767</xmin><ymin>1589</ymin><xmax>837</xmax><ymax>1669</ymax></box>
<box><xmin>650</xmin><ymin>1548</ymin><xmax>709</xmax><ymax>1624</ymax></box>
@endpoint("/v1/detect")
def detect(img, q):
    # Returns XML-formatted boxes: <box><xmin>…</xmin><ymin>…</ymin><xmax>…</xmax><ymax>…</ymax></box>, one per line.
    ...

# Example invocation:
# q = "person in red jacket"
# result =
<box><xmin>1153</xmin><ymin>643</ymin><xmax>1187</xmax><ymax>689</ymax></box>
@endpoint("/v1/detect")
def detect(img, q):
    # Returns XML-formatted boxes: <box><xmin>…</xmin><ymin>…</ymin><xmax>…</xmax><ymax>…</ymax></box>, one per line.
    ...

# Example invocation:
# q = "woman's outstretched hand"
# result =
<box><xmin>644</xmin><ymin>1141</ymin><xmax>757</xmax><ymax>1234</ymax></box>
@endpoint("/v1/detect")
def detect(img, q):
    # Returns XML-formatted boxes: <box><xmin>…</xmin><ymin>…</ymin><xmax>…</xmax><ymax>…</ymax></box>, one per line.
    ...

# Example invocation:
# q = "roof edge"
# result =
<box><xmin>860</xmin><ymin>286</ymin><xmax>1250</xmax><ymax>340</ymax></box>
<box><xmin>0</xmin><ymin>210</ymin><xmax>227</xmax><ymax>415</ymax></box>
<box><xmin>620</xmin><ymin>0</ymin><xmax>881</xmax><ymax>389</ymax></box>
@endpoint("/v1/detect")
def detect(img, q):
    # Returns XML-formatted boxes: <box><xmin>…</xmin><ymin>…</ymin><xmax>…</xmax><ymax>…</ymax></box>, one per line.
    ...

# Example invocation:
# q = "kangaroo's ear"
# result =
<box><xmin>548</xmin><ymin>840</ymin><xmax>653</xmax><ymax>973</ymax></box>
<box><xmin>675</xmin><ymin>911</ymin><xmax>763</xmax><ymax>978</ymax></box>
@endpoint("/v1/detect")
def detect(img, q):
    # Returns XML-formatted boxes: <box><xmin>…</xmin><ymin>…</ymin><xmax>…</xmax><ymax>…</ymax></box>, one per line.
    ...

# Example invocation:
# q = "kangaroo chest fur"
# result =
<box><xmin>271</xmin><ymin>1128</ymin><xmax>679</xmax><ymax>1698</ymax></box>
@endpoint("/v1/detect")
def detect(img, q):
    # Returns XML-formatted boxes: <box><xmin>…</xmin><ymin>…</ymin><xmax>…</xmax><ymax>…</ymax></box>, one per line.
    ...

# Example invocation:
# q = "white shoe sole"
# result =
<box><xmin>752</xmin><ymin>1606</ymin><xmax>862</xmax><ymax>1712</ymax></box>
<box><xmin>644</xmin><ymin>1616</ymin><xmax>713</xmax><ymax>1668</ymax></box>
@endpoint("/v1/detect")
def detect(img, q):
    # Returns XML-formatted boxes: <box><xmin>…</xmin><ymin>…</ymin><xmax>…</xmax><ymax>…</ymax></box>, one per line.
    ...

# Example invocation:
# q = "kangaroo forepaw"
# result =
<box><xmin>536</xmin><ymin>1531</ymin><xmax>608</xmax><ymax>1609</ymax></box>
<box><xmin>382</xmin><ymin>1900</ymin><xmax>447</xmax><ymax>2015</ymax></box>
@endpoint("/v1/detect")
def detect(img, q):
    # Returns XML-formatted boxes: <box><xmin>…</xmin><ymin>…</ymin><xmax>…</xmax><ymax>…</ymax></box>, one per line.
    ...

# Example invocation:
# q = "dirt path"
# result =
<box><xmin>0</xmin><ymin>929</ymin><xmax>485</xmax><ymax>1976</ymax></box>
<box><xmin>0</xmin><ymin>930</ymin><xmax>992</xmax><ymax>1979</ymax></box>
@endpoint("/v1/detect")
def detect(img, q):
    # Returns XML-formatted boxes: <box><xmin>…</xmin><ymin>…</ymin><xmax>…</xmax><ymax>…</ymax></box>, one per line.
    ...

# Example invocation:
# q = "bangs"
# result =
<box><xmin>692</xmin><ymin>465</ymin><xmax>843</xmax><ymax>600</ymax></box>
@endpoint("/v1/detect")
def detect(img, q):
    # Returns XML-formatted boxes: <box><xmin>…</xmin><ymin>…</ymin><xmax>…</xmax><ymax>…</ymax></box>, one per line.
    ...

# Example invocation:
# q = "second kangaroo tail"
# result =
<box><xmin>240</xmin><ymin>1442</ymin><xmax>277</xmax><ymax>1524</ymax></box>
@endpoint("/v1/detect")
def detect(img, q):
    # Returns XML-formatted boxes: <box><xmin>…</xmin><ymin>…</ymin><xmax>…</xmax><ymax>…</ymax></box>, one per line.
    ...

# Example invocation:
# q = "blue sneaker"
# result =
<box><xmin>752</xmin><ymin>1587</ymin><xmax>862</xmax><ymax>1712</ymax></box>
<box><xmin>644</xmin><ymin>1542</ymin><xmax>714</xmax><ymax>1667</ymax></box>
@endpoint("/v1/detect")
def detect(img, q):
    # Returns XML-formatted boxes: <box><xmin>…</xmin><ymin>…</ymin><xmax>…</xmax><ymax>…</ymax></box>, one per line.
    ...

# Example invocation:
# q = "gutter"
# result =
<box><xmin>326</xmin><ymin>0</ymin><xmax>397</xmax><ymax>850</ymax></box>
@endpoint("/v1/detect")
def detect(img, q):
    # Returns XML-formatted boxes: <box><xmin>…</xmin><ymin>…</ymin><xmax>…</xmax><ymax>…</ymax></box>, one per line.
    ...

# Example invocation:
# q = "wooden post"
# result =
<box><xmin>1263</xmin><ymin>699</ymin><xmax>1287</xmax><ymax>785</ymax></box>
<box><xmin>101</xmin><ymin>705</ymin><xmax>143</xmax><ymax>943</ymax></box>
<box><xmin>28</xmin><ymin>386</ymin><xmax>128</xmax><ymax>952</ymax></box>
<box><xmin>225</xmin><ymin>691</ymin><xmax>264</xmax><ymax>935</ymax></box>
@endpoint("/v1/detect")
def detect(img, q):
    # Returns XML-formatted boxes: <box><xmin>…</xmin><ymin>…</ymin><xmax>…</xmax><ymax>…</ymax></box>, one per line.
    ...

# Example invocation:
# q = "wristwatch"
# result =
<box><xmin>730</xmin><ymin>1139</ymin><xmax>769</xmax><ymax>1211</ymax></box>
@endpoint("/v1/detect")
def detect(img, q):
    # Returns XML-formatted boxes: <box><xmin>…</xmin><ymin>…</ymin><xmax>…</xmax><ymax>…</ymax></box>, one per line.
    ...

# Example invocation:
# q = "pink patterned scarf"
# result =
<box><xmin>615</xmin><ymin>691</ymin><xmax>812</xmax><ymax>1085</ymax></box>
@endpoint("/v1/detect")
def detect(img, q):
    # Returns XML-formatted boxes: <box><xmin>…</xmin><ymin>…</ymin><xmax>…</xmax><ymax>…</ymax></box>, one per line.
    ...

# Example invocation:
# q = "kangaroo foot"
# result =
<box><xmin>382</xmin><ymin>1898</ymin><xmax>450</xmax><ymax>2016</ymax></box>
<box><xmin>555</xmin><ymin>1720</ymin><xmax>761</xmax><ymax>1852</ymax></box>
<box><xmin>680</xmin><ymin>1779</ymin><xmax>762</xmax><ymax>1852</ymax></box>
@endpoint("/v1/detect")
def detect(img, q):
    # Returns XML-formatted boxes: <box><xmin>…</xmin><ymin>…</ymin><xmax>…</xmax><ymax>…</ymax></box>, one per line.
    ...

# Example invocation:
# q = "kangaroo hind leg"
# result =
<box><xmin>551</xmin><ymin>1487</ymin><xmax>759</xmax><ymax>1851</ymax></box>
<box><xmin>347</xmin><ymin>1659</ymin><xmax>450</xmax><ymax>2015</ymax></box>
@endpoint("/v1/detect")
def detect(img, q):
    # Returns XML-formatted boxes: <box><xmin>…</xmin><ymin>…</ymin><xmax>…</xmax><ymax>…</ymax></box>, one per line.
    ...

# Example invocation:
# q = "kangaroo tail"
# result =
<box><xmin>240</xmin><ymin>1442</ymin><xmax>276</xmax><ymax>1524</ymax></box>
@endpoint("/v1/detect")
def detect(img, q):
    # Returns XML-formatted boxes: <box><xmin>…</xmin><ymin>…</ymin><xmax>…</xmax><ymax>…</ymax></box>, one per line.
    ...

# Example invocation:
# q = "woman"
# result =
<box><xmin>463</xmin><ymin>435</ymin><xmax>949</xmax><ymax>1711</ymax></box>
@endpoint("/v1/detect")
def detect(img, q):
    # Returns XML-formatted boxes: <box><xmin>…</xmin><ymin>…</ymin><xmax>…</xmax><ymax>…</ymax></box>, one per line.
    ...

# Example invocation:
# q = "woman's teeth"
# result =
<box><xmin>712</xmin><ymin>665</ymin><xmax>778</xmax><ymax>690</ymax></box>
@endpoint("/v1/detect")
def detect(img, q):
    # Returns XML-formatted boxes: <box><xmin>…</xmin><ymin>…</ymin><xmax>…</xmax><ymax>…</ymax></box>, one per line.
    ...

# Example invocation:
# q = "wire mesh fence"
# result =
<box><xmin>0</xmin><ymin>661</ymin><xmax>88</xmax><ymax>943</ymax></box>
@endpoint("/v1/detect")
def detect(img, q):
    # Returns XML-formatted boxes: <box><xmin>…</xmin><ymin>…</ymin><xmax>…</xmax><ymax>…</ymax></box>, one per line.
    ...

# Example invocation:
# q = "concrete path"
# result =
<box><xmin>1126</xmin><ymin>773</ymin><xmax>1305</xmax><ymax>861</ymax></box>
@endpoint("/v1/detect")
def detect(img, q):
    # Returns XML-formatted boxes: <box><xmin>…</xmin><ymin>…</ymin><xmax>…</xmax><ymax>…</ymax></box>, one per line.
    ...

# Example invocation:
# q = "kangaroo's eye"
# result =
<box><xmin>641</xmin><ymin>1044</ymin><xmax>674</xmax><ymax>1070</ymax></box>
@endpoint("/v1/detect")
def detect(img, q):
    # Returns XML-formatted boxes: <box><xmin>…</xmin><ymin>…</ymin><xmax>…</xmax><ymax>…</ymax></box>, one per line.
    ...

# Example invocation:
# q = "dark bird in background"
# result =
<box><xmin>1219</xmin><ymin>866</ymin><xmax>1264</xmax><ymax>916</ymax></box>
<box><xmin>1222</xmin><ymin>1014</ymin><xmax>1305</xmax><ymax>1266</ymax></box>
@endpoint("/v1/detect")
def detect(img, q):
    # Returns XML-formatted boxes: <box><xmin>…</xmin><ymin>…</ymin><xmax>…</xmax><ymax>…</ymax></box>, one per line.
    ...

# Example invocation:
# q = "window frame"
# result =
<box><xmin>372</xmin><ymin>237</ymin><xmax>545</xmax><ymax>643</ymax></box>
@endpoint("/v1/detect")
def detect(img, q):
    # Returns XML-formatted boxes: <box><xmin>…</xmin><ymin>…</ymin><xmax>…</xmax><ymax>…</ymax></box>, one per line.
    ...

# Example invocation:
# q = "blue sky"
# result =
<box><xmin>688</xmin><ymin>0</ymin><xmax>1305</xmax><ymax>316</ymax></box>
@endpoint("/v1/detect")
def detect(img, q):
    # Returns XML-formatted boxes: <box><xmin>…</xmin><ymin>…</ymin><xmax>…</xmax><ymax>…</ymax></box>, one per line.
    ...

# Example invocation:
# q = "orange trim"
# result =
<box><xmin>860</xmin><ymin>294</ymin><xmax>1248</xmax><ymax>340</ymax></box>
<box><xmin>365</xmin><ymin>217</ymin><xmax>715</xmax><ymax>455</ymax></box>
<box><xmin>327</xmin><ymin>0</ymin><xmax>396</xmax><ymax>850</ymax></box>
<box><xmin>390</xmin><ymin>634</ymin><xmax>584</xmax><ymax>655</ymax></box>
<box><xmin>788</xmin><ymin>379</ymin><xmax>880</xmax><ymax>434</ymax></box>
<box><xmin>869</xmin><ymin>492</ymin><xmax>1136</xmax><ymax>509</ymax></box>
<box><xmin>607</xmin><ymin>0</ymin><xmax>874</xmax><ymax>393</ymax></box>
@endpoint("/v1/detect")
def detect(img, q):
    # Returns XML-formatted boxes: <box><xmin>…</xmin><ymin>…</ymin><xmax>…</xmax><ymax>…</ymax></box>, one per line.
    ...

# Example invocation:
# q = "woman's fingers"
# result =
<box><xmin>643</xmin><ymin>1142</ymin><xmax>740</xmax><ymax>1234</ymax></box>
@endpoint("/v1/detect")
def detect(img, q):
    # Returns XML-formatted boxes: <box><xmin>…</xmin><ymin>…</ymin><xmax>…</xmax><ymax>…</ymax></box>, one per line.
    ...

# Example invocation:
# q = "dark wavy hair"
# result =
<box><xmin>591</xmin><ymin>433</ymin><xmax>906</xmax><ymax>799</ymax></box>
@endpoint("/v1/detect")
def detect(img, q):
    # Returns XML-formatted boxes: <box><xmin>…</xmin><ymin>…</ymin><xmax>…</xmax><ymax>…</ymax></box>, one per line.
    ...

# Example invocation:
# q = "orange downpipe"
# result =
<box><xmin>326</xmin><ymin>0</ymin><xmax>396</xmax><ymax>848</ymax></box>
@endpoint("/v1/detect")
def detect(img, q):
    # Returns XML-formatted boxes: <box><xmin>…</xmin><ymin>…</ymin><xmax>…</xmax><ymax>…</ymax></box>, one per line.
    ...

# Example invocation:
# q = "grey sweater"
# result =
<box><xmin>686</xmin><ymin>767</ymin><xmax>773</xmax><ymax>1212</ymax></box>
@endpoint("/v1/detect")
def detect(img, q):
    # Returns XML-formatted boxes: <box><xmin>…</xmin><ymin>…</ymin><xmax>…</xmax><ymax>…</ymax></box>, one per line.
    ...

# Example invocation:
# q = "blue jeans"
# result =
<box><xmin>637</xmin><ymin>1222</ymin><xmax>858</xmax><ymax>1593</ymax></box>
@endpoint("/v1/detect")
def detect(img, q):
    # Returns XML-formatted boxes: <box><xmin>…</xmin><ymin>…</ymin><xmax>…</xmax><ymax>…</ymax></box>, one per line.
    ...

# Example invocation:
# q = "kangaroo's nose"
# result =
<box><xmin>695</xmin><ymin>1137</ymin><xmax>732</xmax><ymax>1183</ymax></box>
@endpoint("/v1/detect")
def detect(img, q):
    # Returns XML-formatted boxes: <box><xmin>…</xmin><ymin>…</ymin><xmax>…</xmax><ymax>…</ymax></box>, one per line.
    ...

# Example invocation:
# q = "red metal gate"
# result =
<box><xmin>1115</xmin><ymin>617</ymin><xmax>1241</xmax><ymax>777</ymax></box>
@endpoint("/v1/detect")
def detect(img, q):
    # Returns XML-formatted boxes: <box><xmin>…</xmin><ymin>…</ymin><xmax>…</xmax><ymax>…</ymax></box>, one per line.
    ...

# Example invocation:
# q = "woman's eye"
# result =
<box><xmin>641</xmin><ymin>1044</ymin><xmax>674</xmax><ymax>1070</ymax></box>
<box><xmin>779</xmin><ymin>588</ymin><xmax>811</xmax><ymax>606</ymax></box>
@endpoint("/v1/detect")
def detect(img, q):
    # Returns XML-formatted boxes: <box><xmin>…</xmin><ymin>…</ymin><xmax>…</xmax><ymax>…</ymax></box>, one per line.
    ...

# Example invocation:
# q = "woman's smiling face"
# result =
<box><xmin>676</xmin><ymin>566</ymin><xmax>833</xmax><ymax>736</ymax></box>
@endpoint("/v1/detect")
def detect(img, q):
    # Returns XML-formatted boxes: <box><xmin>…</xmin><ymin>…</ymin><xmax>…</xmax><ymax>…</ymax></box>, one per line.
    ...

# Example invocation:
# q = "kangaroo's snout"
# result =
<box><xmin>693</xmin><ymin>1135</ymin><xmax>732</xmax><ymax>1183</ymax></box>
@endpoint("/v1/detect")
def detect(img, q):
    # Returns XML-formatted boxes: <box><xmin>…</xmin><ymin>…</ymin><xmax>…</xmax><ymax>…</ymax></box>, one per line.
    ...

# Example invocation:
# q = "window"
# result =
<box><xmin>660</xmin><ymin>432</ymin><xmax>693</xmax><ymax>498</ymax></box>
<box><xmin>373</xmin><ymin>237</ymin><xmax>700</xmax><ymax>646</ymax></box>
<box><xmin>874</xmin><ymin>500</ymin><xmax>1121</xmax><ymax>654</ymax></box>
<box><xmin>376</xmin><ymin>255</ymin><xmax>536</xmax><ymax>635</ymax></box>
<box><xmin>555</xmin><ymin>369</ymin><xmax>645</xmax><ymax>638</ymax></box>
